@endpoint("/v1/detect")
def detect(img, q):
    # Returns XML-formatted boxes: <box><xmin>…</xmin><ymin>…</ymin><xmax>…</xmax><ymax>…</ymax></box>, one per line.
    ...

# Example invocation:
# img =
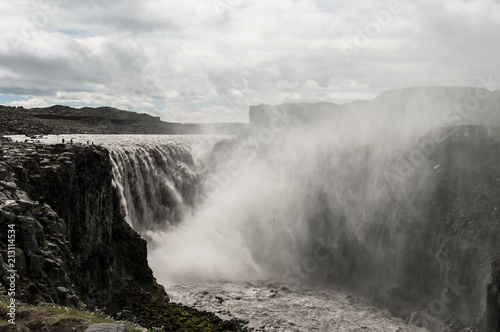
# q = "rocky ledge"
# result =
<box><xmin>487</xmin><ymin>259</ymin><xmax>500</xmax><ymax>332</ymax></box>
<box><xmin>0</xmin><ymin>141</ymin><xmax>241</xmax><ymax>331</ymax></box>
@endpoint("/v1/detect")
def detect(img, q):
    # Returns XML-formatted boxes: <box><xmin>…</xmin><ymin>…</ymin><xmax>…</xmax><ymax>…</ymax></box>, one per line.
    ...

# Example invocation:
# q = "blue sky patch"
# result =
<box><xmin>0</xmin><ymin>95</ymin><xmax>29</xmax><ymax>105</ymax></box>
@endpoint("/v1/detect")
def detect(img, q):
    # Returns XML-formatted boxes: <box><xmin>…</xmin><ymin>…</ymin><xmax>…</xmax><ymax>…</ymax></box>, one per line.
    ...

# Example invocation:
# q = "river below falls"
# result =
<box><xmin>166</xmin><ymin>281</ymin><xmax>428</xmax><ymax>331</ymax></box>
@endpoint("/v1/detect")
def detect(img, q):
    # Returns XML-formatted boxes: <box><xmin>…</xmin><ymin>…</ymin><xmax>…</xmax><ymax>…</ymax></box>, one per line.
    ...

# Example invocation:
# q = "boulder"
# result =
<box><xmin>84</xmin><ymin>323</ymin><xmax>127</xmax><ymax>332</ymax></box>
<box><xmin>26</xmin><ymin>254</ymin><xmax>44</xmax><ymax>275</ymax></box>
<box><xmin>5</xmin><ymin>182</ymin><xmax>16</xmax><ymax>190</ymax></box>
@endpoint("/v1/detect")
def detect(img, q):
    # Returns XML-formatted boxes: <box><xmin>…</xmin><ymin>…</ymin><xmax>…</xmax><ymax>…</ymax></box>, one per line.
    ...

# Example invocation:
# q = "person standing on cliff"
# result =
<box><xmin>62</xmin><ymin>138</ymin><xmax>65</xmax><ymax>143</ymax></box>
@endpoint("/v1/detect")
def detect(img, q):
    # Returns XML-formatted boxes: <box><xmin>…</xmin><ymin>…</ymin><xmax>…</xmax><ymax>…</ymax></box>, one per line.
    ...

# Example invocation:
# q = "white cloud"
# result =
<box><xmin>0</xmin><ymin>0</ymin><xmax>498</xmax><ymax>122</ymax></box>
<box><xmin>9</xmin><ymin>98</ymin><xmax>49</xmax><ymax>108</ymax></box>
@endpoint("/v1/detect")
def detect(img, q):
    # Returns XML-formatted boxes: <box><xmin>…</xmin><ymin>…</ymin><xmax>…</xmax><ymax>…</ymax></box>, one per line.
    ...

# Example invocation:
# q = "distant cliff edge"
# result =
<box><xmin>0</xmin><ymin>105</ymin><xmax>248</xmax><ymax>136</ymax></box>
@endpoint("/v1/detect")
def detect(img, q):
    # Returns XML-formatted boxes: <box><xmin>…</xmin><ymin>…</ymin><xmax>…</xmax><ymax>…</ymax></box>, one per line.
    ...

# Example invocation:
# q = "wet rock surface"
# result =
<box><xmin>487</xmin><ymin>259</ymin><xmax>500</xmax><ymax>332</ymax></box>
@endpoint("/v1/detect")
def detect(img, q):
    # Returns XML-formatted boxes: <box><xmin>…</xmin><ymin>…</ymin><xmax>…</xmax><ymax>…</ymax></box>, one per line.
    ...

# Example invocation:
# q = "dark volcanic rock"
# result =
<box><xmin>487</xmin><ymin>259</ymin><xmax>500</xmax><ymax>332</ymax></box>
<box><xmin>0</xmin><ymin>141</ymin><xmax>166</xmax><ymax>309</ymax></box>
<box><xmin>0</xmin><ymin>106</ymin><xmax>56</xmax><ymax>135</ymax></box>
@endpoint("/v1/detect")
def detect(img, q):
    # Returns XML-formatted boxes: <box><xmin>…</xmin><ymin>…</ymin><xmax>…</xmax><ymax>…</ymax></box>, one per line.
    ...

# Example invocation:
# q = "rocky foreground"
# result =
<box><xmin>0</xmin><ymin>140</ymin><xmax>242</xmax><ymax>331</ymax></box>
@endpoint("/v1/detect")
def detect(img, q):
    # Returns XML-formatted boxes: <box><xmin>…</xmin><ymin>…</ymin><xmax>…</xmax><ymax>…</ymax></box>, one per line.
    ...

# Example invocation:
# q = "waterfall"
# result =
<box><xmin>109</xmin><ymin>143</ymin><xmax>199</xmax><ymax>231</ymax></box>
<box><xmin>114</xmin><ymin>125</ymin><xmax>497</xmax><ymax>328</ymax></box>
<box><xmin>102</xmin><ymin>135</ymin><xmax>229</xmax><ymax>232</ymax></box>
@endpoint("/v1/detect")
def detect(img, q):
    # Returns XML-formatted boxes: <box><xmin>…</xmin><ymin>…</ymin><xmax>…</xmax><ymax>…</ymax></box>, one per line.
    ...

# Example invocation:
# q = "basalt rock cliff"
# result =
<box><xmin>487</xmin><ymin>259</ymin><xmax>500</xmax><ymax>331</ymax></box>
<box><xmin>0</xmin><ymin>141</ymin><xmax>164</xmax><ymax>309</ymax></box>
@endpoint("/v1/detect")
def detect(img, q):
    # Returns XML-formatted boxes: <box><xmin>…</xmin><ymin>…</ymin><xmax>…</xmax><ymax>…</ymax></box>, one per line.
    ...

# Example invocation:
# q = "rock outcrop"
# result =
<box><xmin>361</xmin><ymin>125</ymin><xmax>500</xmax><ymax>328</ymax></box>
<box><xmin>488</xmin><ymin>259</ymin><xmax>500</xmax><ymax>332</ymax></box>
<box><xmin>0</xmin><ymin>141</ymin><xmax>165</xmax><ymax>309</ymax></box>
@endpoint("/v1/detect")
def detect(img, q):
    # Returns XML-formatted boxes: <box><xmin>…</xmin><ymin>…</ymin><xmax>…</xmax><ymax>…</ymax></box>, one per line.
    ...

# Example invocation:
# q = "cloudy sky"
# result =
<box><xmin>0</xmin><ymin>0</ymin><xmax>499</xmax><ymax>123</ymax></box>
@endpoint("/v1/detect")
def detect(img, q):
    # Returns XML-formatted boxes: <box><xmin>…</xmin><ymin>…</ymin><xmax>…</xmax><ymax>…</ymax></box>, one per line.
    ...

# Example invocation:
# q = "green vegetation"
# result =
<box><xmin>111</xmin><ymin>283</ymin><xmax>241</xmax><ymax>332</ymax></box>
<box><xmin>0</xmin><ymin>297</ymin><xmax>145</xmax><ymax>332</ymax></box>
<box><xmin>0</xmin><ymin>295</ymin><xmax>242</xmax><ymax>331</ymax></box>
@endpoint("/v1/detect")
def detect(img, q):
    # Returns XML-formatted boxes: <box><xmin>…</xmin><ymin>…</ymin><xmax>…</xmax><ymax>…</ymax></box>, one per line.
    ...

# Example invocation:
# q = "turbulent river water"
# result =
<box><xmin>167</xmin><ymin>280</ymin><xmax>428</xmax><ymax>331</ymax></box>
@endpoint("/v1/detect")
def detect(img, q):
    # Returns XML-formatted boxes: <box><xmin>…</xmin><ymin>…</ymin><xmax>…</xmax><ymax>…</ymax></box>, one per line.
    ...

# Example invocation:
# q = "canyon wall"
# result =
<box><xmin>240</xmin><ymin>89</ymin><xmax>500</xmax><ymax>330</ymax></box>
<box><xmin>0</xmin><ymin>142</ymin><xmax>167</xmax><ymax>310</ymax></box>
